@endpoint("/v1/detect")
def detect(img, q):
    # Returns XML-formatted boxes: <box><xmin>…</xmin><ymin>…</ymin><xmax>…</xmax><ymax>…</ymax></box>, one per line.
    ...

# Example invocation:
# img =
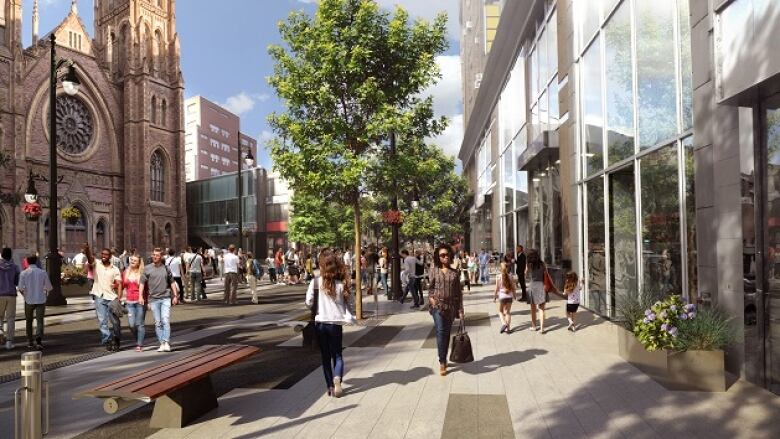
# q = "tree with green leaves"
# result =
<box><xmin>267</xmin><ymin>0</ymin><xmax>448</xmax><ymax>318</ymax></box>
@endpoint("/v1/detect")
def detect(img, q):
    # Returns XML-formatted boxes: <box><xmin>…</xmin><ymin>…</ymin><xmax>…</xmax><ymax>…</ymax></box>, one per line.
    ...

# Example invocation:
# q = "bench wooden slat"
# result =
<box><xmin>76</xmin><ymin>345</ymin><xmax>259</xmax><ymax>401</ymax></box>
<box><xmin>88</xmin><ymin>345</ymin><xmax>233</xmax><ymax>392</ymax></box>
<box><xmin>93</xmin><ymin>345</ymin><xmax>242</xmax><ymax>393</ymax></box>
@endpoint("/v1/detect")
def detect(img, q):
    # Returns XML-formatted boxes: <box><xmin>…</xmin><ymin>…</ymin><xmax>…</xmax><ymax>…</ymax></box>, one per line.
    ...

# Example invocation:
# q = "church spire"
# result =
<box><xmin>33</xmin><ymin>0</ymin><xmax>40</xmax><ymax>45</ymax></box>
<box><xmin>71</xmin><ymin>0</ymin><xmax>78</xmax><ymax>15</ymax></box>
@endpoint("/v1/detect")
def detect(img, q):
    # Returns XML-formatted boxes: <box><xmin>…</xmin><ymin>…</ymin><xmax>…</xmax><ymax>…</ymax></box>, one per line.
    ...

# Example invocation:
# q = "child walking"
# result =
<box><xmin>494</xmin><ymin>262</ymin><xmax>516</xmax><ymax>334</ymax></box>
<box><xmin>563</xmin><ymin>271</ymin><xmax>581</xmax><ymax>332</ymax></box>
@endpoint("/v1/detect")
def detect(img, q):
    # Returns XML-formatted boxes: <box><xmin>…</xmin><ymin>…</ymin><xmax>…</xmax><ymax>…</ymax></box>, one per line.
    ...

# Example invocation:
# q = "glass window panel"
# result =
<box><xmin>539</xmin><ymin>89</ymin><xmax>549</xmax><ymax>135</ymax></box>
<box><xmin>641</xmin><ymin>145</ymin><xmax>682</xmax><ymax>297</ymax></box>
<box><xmin>539</xmin><ymin>28</ymin><xmax>548</xmax><ymax>90</ymax></box>
<box><xmin>679</xmin><ymin>0</ymin><xmax>693</xmax><ymax>131</ymax></box>
<box><xmin>548</xmin><ymin>10</ymin><xmax>558</xmax><ymax>78</ymax></box>
<box><xmin>530</xmin><ymin>47</ymin><xmax>539</xmax><ymax>100</ymax></box>
<box><xmin>531</xmin><ymin>103</ymin><xmax>539</xmax><ymax>143</ymax></box>
<box><xmin>578</xmin><ymin>0</ymin><xmax>601</xmax><ymax>51</ymax></box>
<box><xmin>583</xmin><ymin>38</ymin><xmax>604</xmax><ymax>175</ymax></box>
<box><xmin>605</xmin><ymin>1</ymin><xmax>635</xmax><ymax>165</ymax></box>
<box><xmin>548</xmin><ymin>80</ymin><xmax>559</xmax><ymax>130</ymax></box>
<box><xmin>636</xmin><ymin>0</ymin><xmax>677</xmax><ymax>149</ymax></box>
<box><xmin>609</xmin><ymin>165</ymin><xmax>638</xmax><ymax>319</ymax></box>
<box><xmin>532</xmin><ymin>176</ymin><xmax>542</xmax><ymax>251</ymax></box>
<box><xmin>587</xmin><ymin>177</ymin><xmax>607</xmax><ymax>315</ymax></box>
<box><xmin>683</xmin><ymin>136</ymin><xmax>697</xmax><ymax>302</ymax></box>
<box><xmin>513</xmin><ymin>57</ymin><xmax>527</xmax><ymax>130</ymax></box>
<box><xmin>504</xmin><ymin>214</ymin><xmax>515</xmax><ymax>254</ymax></box>
<box><xmin>544</xmin><ymin>164</ymin><xmax>562</xmax><ymax>264</ymax></box>
<box><xmin>503</xmin><ymin>146</ymin><xmax>514</xmax><ymax>213</ymax></box>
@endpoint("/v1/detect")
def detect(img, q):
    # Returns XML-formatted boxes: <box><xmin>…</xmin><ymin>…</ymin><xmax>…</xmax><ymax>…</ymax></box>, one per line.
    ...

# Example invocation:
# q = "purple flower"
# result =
<box><xmin>647</xmin><ymin>313</ymin><xmax>656</xmax><ymax>321</ymax></box>
<box><xmin>645</xmin><ymin>309</ymin><xmax>652</xmax><ymax>317</ymax></box>
<box><xmin>669</xmin><ymin>326</ymin><xmax>678</xmax><ymax>337</ymax></box>
<box><xmin>670</xmin><ymin>305</ymin><xmax>677</xmax><ymax>312</ymax></box>
<box><xmin>660</xmin><ymin>310</ymin><xmax>668</xmax><ymax>319</ymax></box>
<box><xmin>684</xmin><ymin>304</ymin><xmax>696</xmax><ymax>312</ymax></box>
<box><xmin>661</xmin><ymin>323</ymin><xmax>668</xmax><ymax>331</ymax></box>
<box><xmin>687</xmin><ymin>312</ymin><xmax>696</xmax><ymax>320</ymax></box>
<box><xmin>643</xmin><ymin>317</ymin><xmax>650</xmax><ymax>324</ymax></box>
<box><xmin>680</xmin><ymin>313</ymin><xmax>688</xmax><ymax>320</ymax></box>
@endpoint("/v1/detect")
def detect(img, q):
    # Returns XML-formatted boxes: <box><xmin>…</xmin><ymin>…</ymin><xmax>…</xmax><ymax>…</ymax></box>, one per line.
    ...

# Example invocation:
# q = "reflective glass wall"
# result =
<box><xmin>576</xmin><ymin>0</ymin><xmax>696</xmax><ymax>318</ymax></box>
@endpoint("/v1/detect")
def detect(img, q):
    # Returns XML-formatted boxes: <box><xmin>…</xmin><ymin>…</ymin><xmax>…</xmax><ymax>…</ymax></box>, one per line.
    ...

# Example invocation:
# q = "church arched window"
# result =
<box><xmin>150</xmin><ymin>150</ymin><xmax>165</xmax><ymax>202</ymax></box>
<box><xmin>155</xmin><ymin>30</ymin><xmax>165</xmax><ymax>78</ymax></box>
<box><xmin>151</xmin><ymin>96</ymin><xmax>157</xmax><ymax>125</ymax></box>
<box><xmin>161</xmin><ymin>99</ymin><xmax>167</xmax><ymax>127</ymax></box>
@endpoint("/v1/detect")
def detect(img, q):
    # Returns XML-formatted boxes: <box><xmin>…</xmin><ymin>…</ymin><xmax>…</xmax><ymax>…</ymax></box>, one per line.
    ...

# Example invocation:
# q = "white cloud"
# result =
<box><xmin>296</xmin><ymin>0</ymin><xmax>459</xmax><ymax>41</ymax></box>
<box><xmin>431</xmin><ymin>113</ymin><xmax>464</xmax><ymax>159</ymax></box>
<box><xmin>423</xmin><ymin>55</ymin><xmax>463</xmax><ymax>160</ymax></box>
<box><xmin>221</xmin><ymin>92</ymin><xmax>256</xmax><ymax>116</ymax></box>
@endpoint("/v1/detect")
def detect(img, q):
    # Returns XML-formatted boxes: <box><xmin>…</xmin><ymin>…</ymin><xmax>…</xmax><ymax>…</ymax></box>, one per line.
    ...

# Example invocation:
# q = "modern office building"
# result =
<box><xmin>184</xmin><ymin>96</ymin><xmax>257</xmax><ymax>182</ymax></box>
<box><xmin>459</xmin><ymin>0</ymin><xmax>780</xmax><ymax>394</ymax></box>
<box><xmin>186</xmin><ymin>167</ymin><xmax>290</xmax><ymax>258</ymax></box>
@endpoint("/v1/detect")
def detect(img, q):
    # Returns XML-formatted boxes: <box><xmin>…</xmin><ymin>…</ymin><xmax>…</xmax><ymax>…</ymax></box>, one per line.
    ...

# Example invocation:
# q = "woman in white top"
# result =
<box><xmin>305</xmin><ymin>249</ymin><xmax>355</xmax><ymax>397</ymax></box>
<box><xmin>493</xmin><ymin>262</ymin><xmax>516</xmax><ymax>334</ymax></box>
<box><xmin>378</xmin><ymin>247</ymin><xmax>389</xmax><ymax>295</ymax></box>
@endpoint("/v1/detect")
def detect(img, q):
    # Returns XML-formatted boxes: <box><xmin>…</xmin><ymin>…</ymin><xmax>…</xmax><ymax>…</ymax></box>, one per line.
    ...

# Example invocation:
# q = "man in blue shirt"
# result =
<box><xmin>18</xmin><ymin>256</ymin><xmax>52</xmax><ymax>349</ymax></box>
<box><xmin>478</xmin><ymin>249</ymin><xmax>490</xmax><ymax>285</ymax></box>
<box><xmin>0</xmin><ymin>247</ymin><xmax>20</xmax><ymax>350</ymax></box>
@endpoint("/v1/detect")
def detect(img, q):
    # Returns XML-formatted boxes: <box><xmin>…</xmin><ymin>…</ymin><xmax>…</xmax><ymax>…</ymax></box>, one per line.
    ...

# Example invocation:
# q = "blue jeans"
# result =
<box><xmin>126</xmin><ymin>302</ymin><xmax>146</xmax><ymax>346</ymax></box>
<box><xmin>480</xmin><ymin>264</ymin><xmax>489</xmax><ymax>284</ymax></box>
<box><xmin>149</xmin><ymin>298</ymin><xmax>171</xmax><ymax>343</ymax></box>
<box><xmin>94</xmin><ymin>296</ymin><xmax>121</xmax><ymax>345</ymax></box>
<box><xmin>431</xmin><ymin>309</ymin><xmax>454</xmax><ymax>364</ymax></box>
<box><xmin>401</xmin><ymin>276</ymin><xmax>419</xmax><ymax>305</ymax></box>
<box><xmin>315</xmin><ymin>322</ymin><xmax>344</xmax><ymax>389</ymax></box>
<box><xmin>379</xmin><ymin>272</ymin><xmax>388</xmax><ymax>293</ymax></box>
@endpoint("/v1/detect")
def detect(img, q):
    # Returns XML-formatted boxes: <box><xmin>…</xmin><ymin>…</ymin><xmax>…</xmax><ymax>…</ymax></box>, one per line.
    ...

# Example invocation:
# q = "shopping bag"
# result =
<box><xmin>449</xmin><ymin>319</ymin><xmax>474</xmax><ymax>363</ymax></box>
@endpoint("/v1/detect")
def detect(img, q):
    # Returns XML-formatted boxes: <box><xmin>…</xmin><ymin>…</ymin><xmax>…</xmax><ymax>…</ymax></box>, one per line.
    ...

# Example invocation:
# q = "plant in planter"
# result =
<box><xmin>22</xmin><ymin>202</ymin><xmax>43</xmax><ymax>221</ymax></box>
<box><xmin>61</xmin><ymin>206</ymin><xmax>81</xmax><ymax>224</ymax></box>
<box><xmin>61</xmin><ymin>264</ymin><xmax>87</xmax><ymax>285</ymax></box>
<box><xmin>616</xmin><ymin>294</ymin><xmax>733</xmax><ymax>392</ymax></box>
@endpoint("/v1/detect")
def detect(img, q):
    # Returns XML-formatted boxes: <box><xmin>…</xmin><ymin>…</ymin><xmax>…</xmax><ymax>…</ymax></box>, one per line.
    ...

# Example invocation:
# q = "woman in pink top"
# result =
<box><xmin>123</xmin><ymin>256</ymin><xmax>146</xmax><ymax>351</ymax></box>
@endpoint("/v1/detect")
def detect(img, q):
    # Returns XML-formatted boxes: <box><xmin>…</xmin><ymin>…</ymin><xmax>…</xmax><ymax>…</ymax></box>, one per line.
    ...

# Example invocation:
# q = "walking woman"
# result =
<box><xmin>306</xmin><ymin>249</ymin><xmax>355</xmax><ymax>397</ymax></box>
<box><xmin>494</xmin><ymin>262</ymin><xmax>516</xmax><ymax>334</ymax></box>
<box><xmin>467</xmin><ymin>251</ymin><xmax>478</xmax><ymax>285</ymax></box>
<box><xmin>428</xmin><ymin>244</ymin><xmax>464</xmax><ymax>376</ymax></box>
<box><xmin>526</xmin><ymin>249</ymin><xmax>548</xmax><ymax>333</ymax></box>
<box><xmin>378</xmin><ymin>248</ymin><xmax>389</xmax><ymax>295</ymax></box>
<box><xmin>123</xmin><ymin>255</ymin><xmax>146</xmax><ymax>352</ymax></box>
<box><xmin>459</xmin><ymin>250</ymin><xmax>471</xmax><ymax>292</ymax></box>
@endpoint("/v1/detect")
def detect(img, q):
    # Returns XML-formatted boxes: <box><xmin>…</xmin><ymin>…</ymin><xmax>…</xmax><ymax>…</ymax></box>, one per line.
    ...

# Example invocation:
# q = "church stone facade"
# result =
<box><xmin>0</xmin><ymin>0</ymin><xmax>186</xmax><ymax>255</ymax></box>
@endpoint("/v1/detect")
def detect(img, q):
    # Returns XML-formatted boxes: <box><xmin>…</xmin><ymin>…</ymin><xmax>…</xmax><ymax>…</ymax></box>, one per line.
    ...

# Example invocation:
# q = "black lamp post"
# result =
<box><xmin>236</xmin><ymin>133</ymin><xmax>255</xmax><ymax>252</ymax></box>
<box><xmin>46</xmin><ymin>33</ymin><xmax>81</xmax><ymax>306</ymax></box>
<box><xmin>389</xmin><ymin>132</ymin><xmax>401</xmax><ymax>300</ymax></box>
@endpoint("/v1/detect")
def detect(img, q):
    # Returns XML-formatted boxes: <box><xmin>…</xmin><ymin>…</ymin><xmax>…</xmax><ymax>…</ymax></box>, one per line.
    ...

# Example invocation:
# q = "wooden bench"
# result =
<box><xmin>74</xmin><ymin>344</ymin><xmax>260</xmax><ymax>428</ymax></box>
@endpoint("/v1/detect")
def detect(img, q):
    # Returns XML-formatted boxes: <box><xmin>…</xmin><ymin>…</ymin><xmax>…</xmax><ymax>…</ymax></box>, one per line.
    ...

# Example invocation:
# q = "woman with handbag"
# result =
<box><xmin>525</xmin><ymin>249</ymin><xmax>548</xmax><ymax>333</ymax></box>
<box><xmin>305</xmin><ymin>249</ymin><xmax>355</xmax><ymax>398</ymax></box>
<box><xmin>427</xmin><ymin>243</ymin><xmax>465</xmax><ymax>376</ymax></box>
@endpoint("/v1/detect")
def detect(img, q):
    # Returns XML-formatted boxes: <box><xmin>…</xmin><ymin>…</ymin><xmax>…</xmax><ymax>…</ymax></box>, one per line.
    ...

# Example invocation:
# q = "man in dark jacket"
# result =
<box><xmin>0</xmin><ymin>248</ymin><xmax>21</xmax><ymax>350</ymax></box>
<box><xmin>515</xmin><ymin>245</ymin><xmax>527</xmax><ymax>302</ymax></box>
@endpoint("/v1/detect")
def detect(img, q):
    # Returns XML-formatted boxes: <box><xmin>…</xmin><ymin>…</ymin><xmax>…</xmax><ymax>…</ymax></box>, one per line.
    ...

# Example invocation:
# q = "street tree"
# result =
<box><xmin>267</xmin><ymin>0</ymin><xmax>448</xmax><ymax>318</ymax></box>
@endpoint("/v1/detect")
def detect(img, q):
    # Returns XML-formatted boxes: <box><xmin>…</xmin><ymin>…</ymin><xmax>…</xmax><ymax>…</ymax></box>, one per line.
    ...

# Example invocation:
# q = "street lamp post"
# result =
<box><xmin>46</xmin><ymin>33</ymin><xmax>80</xmax><ymax>306</ymax></box>
<box><xmin>389</xmin><ymin>132</ymin><xmax>401</xmax><ymax>300</ymax></box>
<box><xmin>236</xmin><ymin>132</ymin><xmax>255</xmax><ymax>252</ymax></box>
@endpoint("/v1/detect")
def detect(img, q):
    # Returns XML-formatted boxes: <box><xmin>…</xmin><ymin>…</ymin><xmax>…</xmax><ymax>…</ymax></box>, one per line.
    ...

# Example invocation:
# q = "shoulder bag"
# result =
<box><xmin>543</xmin><ymin>266</ymin><xmax>554</xmax><ymax>302</ymax></box>
<box><xmin>449</xmin><ymin>319</ymin><xmax>474</xmax><ymax>363</ymax></box>
<box><xmin>301</xmin><ymin>278</ymin><xmax>320</xmax><ymax>350</ymax></box>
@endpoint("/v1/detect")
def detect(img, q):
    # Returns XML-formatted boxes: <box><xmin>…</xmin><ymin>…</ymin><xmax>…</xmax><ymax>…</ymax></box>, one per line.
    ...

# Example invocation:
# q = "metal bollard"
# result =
<box><xmin>14</xmin><ymin>351</ymin><xmax>49</xmax><ymax>439</ymax></box>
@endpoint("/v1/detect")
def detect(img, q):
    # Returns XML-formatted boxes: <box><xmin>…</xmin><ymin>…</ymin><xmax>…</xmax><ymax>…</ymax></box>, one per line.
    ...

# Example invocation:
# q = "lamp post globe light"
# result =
<box><xmin>236</xmin><ymin>133</ymin><xmax>255</xmax><ymax>252</ymax></box>
<box><xmin>47</xmin><ymin>33</ymin><xmax>81</xmax><ymax>306</ymax></box>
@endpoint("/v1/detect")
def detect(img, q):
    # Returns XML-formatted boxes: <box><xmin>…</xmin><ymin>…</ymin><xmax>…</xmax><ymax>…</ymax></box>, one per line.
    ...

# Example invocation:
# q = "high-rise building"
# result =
<box><xmin>184</xmin><ymin>96</ymin><xmax>257</xmax><ymax>182</ymax></box>
<box><xmin>0</xmin><ymin>0</ymin><xmax>186</xmax><ymax>253</ymax></box>
<box><xmin>459</xmin><ymin>0</ymin><xmax>780</xmax><ymax>394</ymax></box>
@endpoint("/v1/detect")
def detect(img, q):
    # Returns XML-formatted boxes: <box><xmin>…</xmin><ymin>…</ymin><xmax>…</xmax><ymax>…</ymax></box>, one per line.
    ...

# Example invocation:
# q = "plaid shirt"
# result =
<box><xmin>427</xmin><ymin>268</ymin><xmax>463</xmax><ymax>320</ymax></box>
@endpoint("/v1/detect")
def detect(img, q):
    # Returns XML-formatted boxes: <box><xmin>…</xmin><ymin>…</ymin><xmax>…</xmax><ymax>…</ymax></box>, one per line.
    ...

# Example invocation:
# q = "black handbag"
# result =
<box><xmin>302</xmin><ymin>278</ymin><xmax>319</xmax><ymax>350</ymax></box>
<box><xmin>449</xmin><ymin>319</ymin><xmax>474</xmax><ymax>363</ymax></box>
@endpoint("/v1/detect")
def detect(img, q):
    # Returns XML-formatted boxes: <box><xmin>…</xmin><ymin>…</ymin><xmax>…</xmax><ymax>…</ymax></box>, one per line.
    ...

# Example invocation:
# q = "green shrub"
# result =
<box><xmin>615</xmin><ymin>290</ymin><xmax>666</xmax><ymax>332</ymax></box>
<box><xmin>633</xmin><ymin>295</ymin><xmax>694</xmax><ymax>351</ymax></box>
<box><xmin>676</xmin><ymin>307</ymin><xmax>736</xmax><ymax>351</ymax></box>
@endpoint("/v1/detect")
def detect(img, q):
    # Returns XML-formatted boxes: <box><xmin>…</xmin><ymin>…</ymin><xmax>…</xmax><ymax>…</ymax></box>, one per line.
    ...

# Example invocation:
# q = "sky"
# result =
<box><xmin>22</xmin><ymin>0</ymin><xmax>464</xmax><ymax>171</ymax></box>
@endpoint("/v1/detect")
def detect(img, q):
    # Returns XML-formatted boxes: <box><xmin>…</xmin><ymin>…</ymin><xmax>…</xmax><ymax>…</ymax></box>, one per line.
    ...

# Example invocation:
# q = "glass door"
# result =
<box><xmin>763</xmin><ymin>93</ymin><xmax>780</xmax><ymax>394</ymax></box>
<box><xmin>608</xmin><ymin>165</ymin><xmax>638</xmax><ymax>319</ymax></box>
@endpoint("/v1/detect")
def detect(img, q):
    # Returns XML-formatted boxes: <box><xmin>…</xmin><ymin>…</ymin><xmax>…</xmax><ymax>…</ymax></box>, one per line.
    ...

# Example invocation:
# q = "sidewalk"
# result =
<box><xmin>147</xmin><ymin>284</ymin><xmax>780</xmax><ymax>439</ymax></box>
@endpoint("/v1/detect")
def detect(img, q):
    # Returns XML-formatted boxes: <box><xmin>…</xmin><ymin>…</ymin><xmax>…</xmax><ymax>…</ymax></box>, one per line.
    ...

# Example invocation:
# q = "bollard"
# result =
<box><xmin>14</xmin><ymin>351</ymin><xmax>49</xmax><ymax>439</ymax></box>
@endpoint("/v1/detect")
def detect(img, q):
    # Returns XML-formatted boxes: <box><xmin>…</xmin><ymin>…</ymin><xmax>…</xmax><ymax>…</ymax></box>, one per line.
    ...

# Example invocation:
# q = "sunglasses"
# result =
<box><xmin>438</xmin><ymin>253</ymin><xmax>450</xmax><ymax>258</ymax></box>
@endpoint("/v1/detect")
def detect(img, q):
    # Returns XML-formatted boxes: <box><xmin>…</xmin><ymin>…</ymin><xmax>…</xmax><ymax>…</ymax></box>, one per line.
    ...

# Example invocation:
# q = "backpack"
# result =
<box><xmin>252</xmin><ymin>259</ymin><xmax>263</xmax><ymax>277</ymax></box>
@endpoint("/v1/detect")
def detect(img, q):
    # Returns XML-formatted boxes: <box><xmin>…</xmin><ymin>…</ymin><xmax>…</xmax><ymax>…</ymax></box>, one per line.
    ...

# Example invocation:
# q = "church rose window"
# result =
<box><xmin>53</xmin><ymin>95</ymin><xmax>93</xmax><ymax>155</ymax></box>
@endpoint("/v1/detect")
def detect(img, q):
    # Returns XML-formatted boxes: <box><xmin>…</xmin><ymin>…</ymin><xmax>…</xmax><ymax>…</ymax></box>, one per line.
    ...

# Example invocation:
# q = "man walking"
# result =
<box><xmin>166</xmin><ymin>249</ymin><xmax>184</xmax><ymax>303</ymax></box>
<box><xmin>223</xmin><ymin>245</ymin><xmax>240</xmax><ymax>304</ymax></box>
<box><xmin>0</xmin><ymin>248</ymin><xmax>21</xmax><ymax>350</ymax></box>
<box><xmin>92</xmin><ymin>248</ymin><xmax>123</xmax><ymax>352</ymax></box>
<box><xmin>140</xmin><ymin>248</ymin><xmax>179</xmax><ymax>352</ymax></box>
<box><xmin>400</xmin><ymin>250</ymin><xmax>423</xmax><ymax>308</ymax></box>
<box><xmin>181</xmin><ymin>247</ymin><xmax>194</xmax><ymax>300</ymax></box>
<box><xmin>478</xmin><ymin>249</ymin><xmax>490</xmax><ymax>285</ymax></box>
<box><xmin>187</xmin><ymin>248</ymin><xmax>205</xmax><ymax>301</ymax></box>
<box><xmin>18</xmin><ymin>256</ymin><xmax>52</xmax><ymax>350</ymax></box>
<box><xmin>515</xmin><ymin>245</ymin><xmax>527</xmax><ymax>302</ymax></box>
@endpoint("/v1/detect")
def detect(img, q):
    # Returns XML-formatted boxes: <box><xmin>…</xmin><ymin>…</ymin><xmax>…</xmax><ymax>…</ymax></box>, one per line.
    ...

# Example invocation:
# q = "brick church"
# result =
<box><xmin>0</xmin><ymin>0</ymin><xmax>186</xmax><ymax>256</ymax></box>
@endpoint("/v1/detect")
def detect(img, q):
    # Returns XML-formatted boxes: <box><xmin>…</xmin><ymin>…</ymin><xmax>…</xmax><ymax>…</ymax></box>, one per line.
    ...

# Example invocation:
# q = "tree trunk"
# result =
<box><xmin>354</xmin><ymin>200</ymin><xmax>363</xmax><ymax>320</ymax></box>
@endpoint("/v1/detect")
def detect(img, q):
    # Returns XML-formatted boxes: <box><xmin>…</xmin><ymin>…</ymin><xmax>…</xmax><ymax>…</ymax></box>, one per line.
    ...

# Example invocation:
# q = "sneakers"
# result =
<box><xmin>135</xmin><ymin>346</ymin><xmax>142</xmax><ymax>352</ymax></box>
<box><xmin>157</xmin><ymin>344</ymin><xmax>165</xmax><ymax>352</ymax></box>
<box><xmin>333</xmin><ymin>376</ymin><xmax>343</xmax><ymax>397</ymax></box>
<box><xmin>163</xmin><ymin>342</ymin><xmax>172</xmax><ymax>352</ymax></box>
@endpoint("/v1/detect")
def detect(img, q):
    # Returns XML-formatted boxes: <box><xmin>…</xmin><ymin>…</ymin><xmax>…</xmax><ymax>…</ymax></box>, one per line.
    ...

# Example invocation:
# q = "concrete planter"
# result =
<box><xmin>616</xmin><ymin>326</ymin><xmax>726</xmax><ymax>392</ymax></box>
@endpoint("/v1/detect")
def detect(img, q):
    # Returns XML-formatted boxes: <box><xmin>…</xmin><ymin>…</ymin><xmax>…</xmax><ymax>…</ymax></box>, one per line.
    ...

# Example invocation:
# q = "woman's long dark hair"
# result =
<box><xmin>433</xmin><ymin>243</ymin><xmax>454</xmax><ymax>269</ymax></box>
<box><xmin>526</xmin><ymin>248</ymin><xmax>543</xmax><ymax>271</ymax></box>
<box><xmin>319</xmin><ymin>249</ymin><xmax>350</xmax><ymax>299</ymax></box>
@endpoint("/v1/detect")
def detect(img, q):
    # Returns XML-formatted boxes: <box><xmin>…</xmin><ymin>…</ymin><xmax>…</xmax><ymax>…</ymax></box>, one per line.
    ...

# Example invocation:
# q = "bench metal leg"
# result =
<box><xmin>149</xmin><ymin>376</ymin><xmax>218</xmax><ymax>429</ymax></box>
